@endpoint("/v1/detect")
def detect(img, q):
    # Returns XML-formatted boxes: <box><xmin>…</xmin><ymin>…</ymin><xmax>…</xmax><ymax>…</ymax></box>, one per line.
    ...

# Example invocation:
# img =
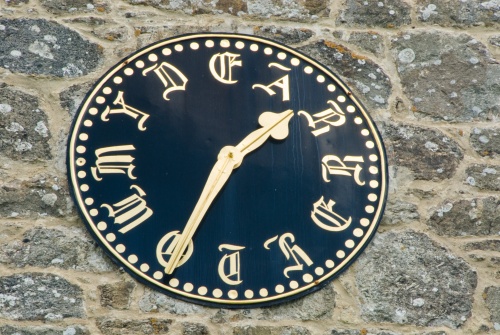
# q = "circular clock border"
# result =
<box><xmin>67</xmin><ymin>32</ymin><xmax>388</xmax><ymax>308</ymax></box>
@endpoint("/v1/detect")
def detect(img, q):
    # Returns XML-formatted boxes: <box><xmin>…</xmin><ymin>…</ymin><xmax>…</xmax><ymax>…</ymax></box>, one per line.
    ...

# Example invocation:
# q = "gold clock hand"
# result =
<box><xmin>164</xmin><ymin>110</ymin><xmax>294</xmax><ymax>275</ymax></box>
<box><xmin>236</xmin><ymin>110</ymin><xmax>294</xmax><ymax>158</ymax></box>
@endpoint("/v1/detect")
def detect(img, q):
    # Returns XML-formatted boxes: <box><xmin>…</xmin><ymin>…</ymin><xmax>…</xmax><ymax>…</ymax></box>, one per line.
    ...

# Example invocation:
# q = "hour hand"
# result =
<box><xmin>235</xmin><ymin>110</ymin><xmax>294</xmax><ymax>160</ymax></box>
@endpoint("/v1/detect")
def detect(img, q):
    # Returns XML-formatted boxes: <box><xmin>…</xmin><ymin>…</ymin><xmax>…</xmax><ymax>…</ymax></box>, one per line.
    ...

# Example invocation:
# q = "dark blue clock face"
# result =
<box><xmin>67</xmin><ymin>33</ymin><xmax>388</xmax><ymax>308</ymax></box>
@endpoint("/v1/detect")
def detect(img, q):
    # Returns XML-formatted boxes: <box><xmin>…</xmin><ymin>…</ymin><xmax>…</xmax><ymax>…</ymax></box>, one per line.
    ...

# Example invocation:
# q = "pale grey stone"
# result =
<box><xmin>484</xmin><ymin>287</ymin><xmax>500</xmax><ymax>331</ymax></box>
<box><xmin>40</xmin><ymin>0</ymin><xmax>110</xmax><ymax>14</ymax></box>
<box><xmin>0</xmin><ymin>83</ymin><xmax>51</xmax><ymax>161</ymax></box>
<box><xmin>299</xmin><ymin>41</ymin><xmax>392</xmax><ymax>109</ymax></box>
<box><xmin>381</xmin><ymin>123</ymin><xmax>463</xmax><ymax>180</ymax></box>
<box><xmin>464</xmin><ymin>240</ymin><xmax>500</xmax><ymax>252</ymax></box>
<box><xmin>91</xmin><ymin>25</ymin><xmax>129</xmax><ymax>42</ymax></box>
<box><xmin>0</xmin><ymin>19</ymin><xmax>102</xmax><ymax>77</ymax></box>
<box><xmin>183</xmin><ymin>322</ymin><xmax>210</xmax><ymax>335</ymax></box>
<box><xmin>466</xmin><ymin>164</ymin><xmax>500</xmax><ymax>191</ymax></box>
<box><xmin>233</xmin><ymin>325</ymin><xmax>311</xmax><ymax>335</ymax></box>
<box><xmin>139</xmin><ymin>289</ymin><xmax>204</xmax><ymax>314</ymax></box>
<box><xmin>470</xmin><ymin>127</ymin><xmax>500</xmax><ymax>157</ymax></box>
<box><xmin>337</xmin><ymin>0</ymin><xmax>411</xmax><ymax>28</ymax></box>
<box><xmin>63</xmin><ymin>17</ymin><xmax>108</xmax><ymax>26</ymax></box>
<box><xmin>392</xmin><ymin>31</ymin><xmax>500</xmax><ymax>122</ymax></box>
<box><xmin>0</xmin><ymin>175</ymin><xmax>73</xmax><ymax>218</ymax></box>
<box><xmin>126</xmin><ymin>0</ymin><xmax>245</xmax><ymax>16</ymax></box>
<box><xmin>246</xmin><ymin>0</ymin><xmax>325</xmax><ymax>20</ymax></box>
<box><xmin>254</xmin><ymin>26</ymin><xmax>314</xmax><ymax>44</ymax></box>
<box><xmin>1</xmin><ymin>226</ymin><xmax>115</xmax><ymax>271</ymax></box>
<box><xmin>490</xmin><ymin>35</ymin><xmax>500</xmax><ymax>48</ymax></box>
<box><xmin>382</xmin><ymin>199</ymin><xmax>420</xmax><ymax>225</ymax></box>
<box><xmin>99</xmin><ymin>281</ymin><xmax>135</xmax><ymax>309</ymax></box>
<box><xmin>428</xmin><ymin>197</ymin><xmax>500</xmax><ymax>236</ymax></box>
<box><xmin>328</xmin><ymin>328</ymin><xmax>446</xmax><ymax>335</ymax></box>
<box><xmin>207</xmin><ymin>284</ymin><xmax>335</xmax><ymax>323</ymax></box>
<box><xmin>127</xmin><ymin>0</ymin><xmax>325</xmax><ymax>19</ymax></box>
<box><xmin>356</xmin><ymin>231</ymin><xmax>477</xmax><ymax>328</ymax></box>
<box><xmin>59</xmin><ymin>82</ymin><xmax>93</xmax><ymax>119</ymax></box>
<box><xmin>96</xmin><ymin>318</ymin><xmax>172</xmax><ymax>335</ymax></box>
<box><xmin>260</xmin><ymin>283</ymin><xmax>335</xmax><ymax>320</ymax></box>
<box><xmin>133</xmin><ymin>24</ymin><xmax>226</xmax><ymax>49</ymax></box>
<box><xmin>0</xmin><ymin>325</ymin><xmax>89</xmax><ymax>335</ymax></box>
<box><xmin>326</xmin><ymin>331</ymin><xmax>447</xmax><ymax>335</ymax></box>
<box><xmin>327</xmin><ymin>331</ymin><xmax>400</xmax><ymax>335</ymax></box>
<box><xmin>4</xmin><ymin>0</ymin><xmax>30</xmax><ymax>5</ymax></box>
<box><xmin>332</xmin><ymin>30</ymin><xmax>385</xmax><ymax>56</ymax></box>
<box><xmin>416</xmin><ymin>0</ymin><xmax>500</xmax><ymax>27</ymax></box>
<box><xmin>0</xmin><ymin>273</ymin><xmax>85</xmax><ymax>320</ymax></box>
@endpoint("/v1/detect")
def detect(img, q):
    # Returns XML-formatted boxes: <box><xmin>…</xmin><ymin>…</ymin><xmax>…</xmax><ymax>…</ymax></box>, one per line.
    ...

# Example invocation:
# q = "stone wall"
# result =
<box><xmin>0</xmin><ymin>0</ymin><xmax>499</xmax><ymax>334</ymax></box>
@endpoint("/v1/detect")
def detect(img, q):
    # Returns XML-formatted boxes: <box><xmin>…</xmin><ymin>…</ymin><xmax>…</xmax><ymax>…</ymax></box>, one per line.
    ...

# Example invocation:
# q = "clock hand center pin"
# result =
<box><xmin>164</xmin><ymin>110</ymin><xmax>294</xmax><ymax>275</ymax></box>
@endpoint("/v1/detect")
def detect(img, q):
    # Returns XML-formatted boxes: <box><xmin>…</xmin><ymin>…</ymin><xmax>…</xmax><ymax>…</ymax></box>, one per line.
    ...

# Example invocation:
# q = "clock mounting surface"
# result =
<box><xmin>67</xmin><ymin>33</ymin><xmax>388</xmax><ymax>308</ymax></box>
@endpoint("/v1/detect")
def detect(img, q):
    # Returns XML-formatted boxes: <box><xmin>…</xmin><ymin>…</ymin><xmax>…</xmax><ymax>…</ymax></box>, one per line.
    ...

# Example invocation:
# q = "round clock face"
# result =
<box><xmin>67</xmin><ymin>33</ymin><xmax>387</xmax><ymax>308</ymax></box>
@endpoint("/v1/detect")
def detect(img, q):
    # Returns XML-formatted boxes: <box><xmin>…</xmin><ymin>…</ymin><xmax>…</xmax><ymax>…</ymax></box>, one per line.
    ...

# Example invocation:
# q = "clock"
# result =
<box><xmin>67</xmin><ymin>33</ymin><xmax>387</xmax><ymax>308</ymax></box>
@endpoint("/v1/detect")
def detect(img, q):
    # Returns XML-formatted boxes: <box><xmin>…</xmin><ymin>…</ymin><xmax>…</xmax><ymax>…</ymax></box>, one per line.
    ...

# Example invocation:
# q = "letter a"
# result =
<box><xmin>253</xmin><ymin>75</ymin><xmax>290</xmax><ymax>101</ymax></box>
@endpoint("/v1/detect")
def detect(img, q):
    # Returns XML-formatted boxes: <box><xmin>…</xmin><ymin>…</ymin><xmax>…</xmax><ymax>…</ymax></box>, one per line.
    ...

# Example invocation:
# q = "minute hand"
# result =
<box><xmin>164</xmin><ymin>109</ymin><xmax>294</xmax><ymax>275</ymax></box>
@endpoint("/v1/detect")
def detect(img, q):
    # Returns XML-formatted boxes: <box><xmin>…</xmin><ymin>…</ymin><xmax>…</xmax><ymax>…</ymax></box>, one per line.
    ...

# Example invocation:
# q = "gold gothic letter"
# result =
<box><xmin>298</xmin><ymin>100</ymin><xmax>346</xmax><ymax>136</ymax></box>
<box><xmin>264</xmin><ymin>233</ymin><xmax>313</xmax><ymax>278</ymax></box>
<box><xmin>101</xmin><ymin>185</ymin><xmax>153</xmax><ymax>234</ymax></box>
<box><xmin>101</xmin><ymin>91</ymin><xmax>150</xmax><ymax>131</ymax></box>
<box><xmin>156</xmin><ymin>231</ymin><xmax>194</xmax><ymax>269</ymax></box>
<box><xmin>218</xmin><ymin>244</ymin><xmax>245</xmax><ymax>285</ymax></box>
<box><xmin>209</xmin><ymin>52</ymin><xmax>242</xmax><ymax>84</ymax></box>
<box><xmin>321</xmin><ymin>155</ymin><xmax>365</xmax><ymax>185</ymax></box>
<box><xmin>143</xmin><ymin>62</ymin><xmax>188</xmax><ymax>100</ymax></box>
<box><xmin>311</xmin><ymin>196</ymin><xmax>352</xmax><ymax>232</ymax></box>
<box><xmin>252</xmin><ymin>63</ymin><xmax>291</xmax><ymax>101</ymax></box>
<box><xmin>91</xmin><ymin>145</ymin><xmax>136</xmax><ymax>181</ymax></box>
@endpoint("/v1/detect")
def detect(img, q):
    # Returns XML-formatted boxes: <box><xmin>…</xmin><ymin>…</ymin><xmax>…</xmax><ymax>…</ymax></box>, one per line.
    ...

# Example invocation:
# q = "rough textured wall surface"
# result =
<box><xmin>0</xmin><ymin>0</ymin><xmax>499</xmax><ymax>334</ymax></box>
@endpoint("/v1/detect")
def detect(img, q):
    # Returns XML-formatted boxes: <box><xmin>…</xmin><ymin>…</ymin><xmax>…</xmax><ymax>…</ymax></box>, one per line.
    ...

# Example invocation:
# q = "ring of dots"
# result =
<box><xmin>96</xmin><ymin>222</ymin><xmax>339</xmax><ymax>301</ymax></box>
<box><xmin>148</xmin><ymin>54</ymin><xmax>158</xmax><ymax>62</ymax></box>
<box><xmin>228</xmin><ymin>290</ymin><xmax>238</xmax><ymax>299</ymax></box>
<box><xmin>76</xmin><ymin>146</ymin><xmax>86</xmax><ymax>154</ymax></box>
<box><xmin>71</xmin><ymin>37</ymin><xmax>385</xmax><ymax>302</ymax></box>
<box><xmin>135</xmin><ymin>60</ymin><xmax>145</xmax><ymax>68</ymax></box>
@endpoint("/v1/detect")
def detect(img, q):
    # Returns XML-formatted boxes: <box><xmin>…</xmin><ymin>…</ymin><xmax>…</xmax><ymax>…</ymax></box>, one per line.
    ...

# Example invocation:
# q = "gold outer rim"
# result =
<box><xmin>68</xmin><ymin>33</ymin><xmax>388</xmax><ymax>305</ymax></box>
